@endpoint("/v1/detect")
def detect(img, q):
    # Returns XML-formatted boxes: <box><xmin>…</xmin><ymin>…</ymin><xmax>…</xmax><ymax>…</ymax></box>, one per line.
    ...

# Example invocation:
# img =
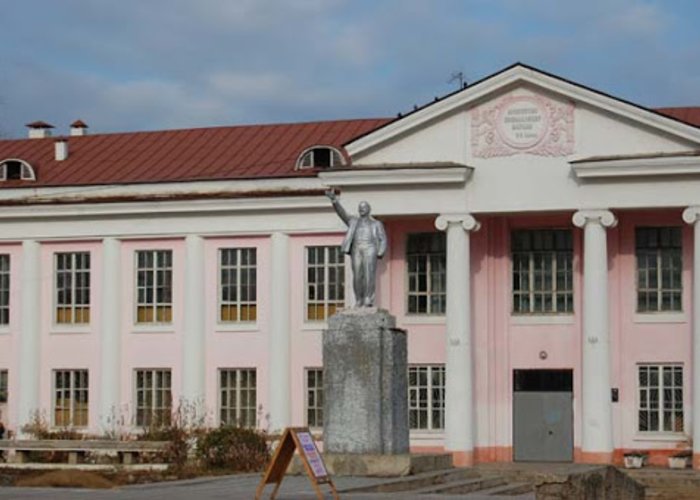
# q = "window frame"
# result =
<box><xmin>134</xmin><ymin>249</ymin><xmax>173</xmax><ymax>325</ymax></box>
<box><xmin>218</xmin><ymin>247</ymin><xmax>257</xmax><ymax>324</ymax></box>
<box><xmin>408</xmin><ymin>364</ymin><xmax>446</xmax><ymax>432</ymax></box>
<box><xmin>637</xmin><ymin>363</ymin><xmax>684</xmax><ymax>435</ymax></box>
<box><xmin>53</xmin><ymin>369</ymin><xmax>89</xmax><ymax>428</ymax></box>
<box><xmin>635</xmin><ymin>226</ymin><xmax>683</xmax><ymax>314</ymax></box>
<box><xmin>296</xmin><ymin>146</ymin><xmax>345</xmax><ymax>170</ymax></box>
<box><xmin>0</xmin><ymin>370</ymin><xmax>8</xmax><ymax>404</ymax></box>
<box><xmin>54</xmin><ymin>251</ymin><xmax>91</xmax><ymax>326</ymax></box>
<box><xmin>305</xmin><ymin>245</ymin><xmax>345</xmax><ymax>322</ymax></box>
<box><xmin>134</xmin><ymin>368</ymin><xmax>172</xmax><ymax>428</ymax></box>
<box><xmin>511</xmin><ymin>228</ymin><xmax>574</xmax><ymax>315</ymax></box>
<box><xmin>218</xmin><ymin>368</ymin><xmax>257</xmax><ymax>427</ymax></box>
<box><xmin>405</xmin><ymin>233</ymin><xmax>446</xmax><ymax>316</ymax></box>
<box><xmin>305</xmin><ymin>368</ymin><xmax>324</xmax><ymax>429</ymax></box>
<box><xmin>0</xmin><ymin>254</ymin><xmax>9</xmax><ymax>327</ymax></box>
<box><xmin>0</xmin><ymin>159</ymin><xmax>36</xmax><ymax>181</ymax></box>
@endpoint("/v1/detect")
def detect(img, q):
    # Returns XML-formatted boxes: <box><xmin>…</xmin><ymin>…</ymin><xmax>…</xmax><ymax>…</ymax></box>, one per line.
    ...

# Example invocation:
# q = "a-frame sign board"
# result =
<box><xmin>255</xmin><ymin>427</ymin><xmax>339</xmax><ymax>500</ymax></box>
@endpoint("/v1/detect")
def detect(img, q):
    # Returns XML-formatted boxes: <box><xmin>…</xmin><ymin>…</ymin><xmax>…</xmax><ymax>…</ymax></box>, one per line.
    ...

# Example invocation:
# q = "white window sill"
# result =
<box><xmin>301</xmin><ymin>321</ymin><xmax>330</xmax><ymax>331</ymax></box>
<box><xmin>215</xmin><ymin>323</ymin><xmax>259</xmax><ymax>333</ymax></box>
<box><xmin>0</xmin><ymin>327</ymin><xmax>10</xmax><ymax>335</ymax></box>
<box><xmin>402</xmin><ymin>315</ymin><xmax>446</xmax><ymax>325</ymax></box>
<box><xmin>49</xmin><ymin>327</ymin><xmax>92</xmax><ymax>335</ymax></box>
<box><xmin>633</xmin><ymin>433</ymin><xmax>688</xmax><ymax>443</ymax></box>
<box><xmin>131</xmin><ymin>325</ymin><xmax>175</xmax><ymax>334</ymax></box>
<box><xmin>633</xmin><ymin>313</ymin><xmax>687</xmax><ymax>324</ymax></box>
<box><xmin>510</xmin><ymin>314</ymin><xmax>575</xmax><ymax>325</ymax></box>
<box><xmin>409</xmin><ymin>430</ymin><xmax>445</xmax><ymax>439</ymax></box>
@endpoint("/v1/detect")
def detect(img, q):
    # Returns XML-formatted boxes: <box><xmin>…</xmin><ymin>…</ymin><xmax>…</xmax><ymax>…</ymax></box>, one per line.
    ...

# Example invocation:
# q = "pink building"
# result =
<box><xmin>1</xmin><ymin>64</ymin><xmax>700</xmax><ymax>468</ymax></box>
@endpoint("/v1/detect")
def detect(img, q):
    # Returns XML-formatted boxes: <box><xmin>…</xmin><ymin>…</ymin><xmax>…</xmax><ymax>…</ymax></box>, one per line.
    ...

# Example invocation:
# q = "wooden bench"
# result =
<box><xmin>0</xmin><ymin>439</ymin><xmax>169</xmax><ymax>465</ymax></box>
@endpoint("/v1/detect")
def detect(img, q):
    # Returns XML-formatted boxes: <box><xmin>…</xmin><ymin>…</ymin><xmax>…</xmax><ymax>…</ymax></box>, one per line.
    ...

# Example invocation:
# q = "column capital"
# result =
<box><xmin>572</xmin><ymin>209</ymin><xmax>617</xmax><ymax>229</ymax></box>
<box><xmin>435</xmin><ymin>213</ymin><xmax>480</xmax><ymax>232</ymax></box>
<box><xmin>683</xmin><ymin>206</ymin><xmax>700</xmax><ymax>225</ymax></box>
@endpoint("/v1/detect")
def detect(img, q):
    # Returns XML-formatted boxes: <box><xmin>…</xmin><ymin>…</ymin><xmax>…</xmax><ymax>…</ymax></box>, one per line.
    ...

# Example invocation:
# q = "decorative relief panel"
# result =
<box><xmin>471</xmin><ymin>92</ymin><xmax>575</xmax><ymax>158</ymax></box>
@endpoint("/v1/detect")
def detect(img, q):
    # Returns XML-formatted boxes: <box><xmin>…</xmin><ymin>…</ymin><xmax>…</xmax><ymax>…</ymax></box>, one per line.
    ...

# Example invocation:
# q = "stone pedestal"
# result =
<box><xmin>323</xmin><ymin>309</ymin><xmax>409</xmax><ymax>455</ymax></box>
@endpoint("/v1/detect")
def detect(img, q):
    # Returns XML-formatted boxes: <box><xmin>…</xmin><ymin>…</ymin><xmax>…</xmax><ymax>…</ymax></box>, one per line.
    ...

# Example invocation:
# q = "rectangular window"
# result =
<box><xmin>636</xmin><ymin>227</ymin><xmax>682</xmax><ymax>312</ymax></box>
<box><xmin>0</xmin><ymin>255</ymin><xmax>8</xmax><ymax>326</ymax></box>
<box><xmin>638</xmin><ymin>364</ymin><xmax>683</xmax><ymax>433</ymax></box>
<box><xmin>408</xmin><ymin>365</ymin><xmax>445</xmax><ymax>431</ymax></box>
<box><xmin>53</xmin><ymin>369</ymin><xmax>88</xmax><ymax>427</ymax></box>
<box><xmin>306</xmin><ymin>368</ymin><xmax>324</xmax><ymax>428</ymax></box>
<box><xmin>219</xmin><ymin>248</ymin><xmax>257</xmax><ymax>322</ymax></box>
<box><xmin>512</xmin><ymin>229</ymin><xmax>573</xmax><ymax>314</ymax></box>
<box><xmin>136</xmin><ymin>250</ymin><xmax>173</xmax><ymax>324</ymax></box>
<box><xmin>135</xmin><ymin>369</ymin><xmax>172</xmax><ymax>427</ymax></box>
<box><xmin>406</xmin><ymin>233</ymin><xmax>446</xmax><ymax>315</ymax></box>
<box><xmin>55</xmin><ymin>252</ymin><xmax>91</xmax><ymax>324</ymax></box>
<box><xmin>219</xmin><ymin>368</ymin><xmax>256</xmax><ymax>427</ymax></box>
<box><xmin>0</xmin><ymin>370</ymin><xmax>8</xmax><ymax>403</ymax></box>
<box><xmin>306</xmin><ymin>246</ymin><xmax>345</xmax><ymax>321</ymax></box>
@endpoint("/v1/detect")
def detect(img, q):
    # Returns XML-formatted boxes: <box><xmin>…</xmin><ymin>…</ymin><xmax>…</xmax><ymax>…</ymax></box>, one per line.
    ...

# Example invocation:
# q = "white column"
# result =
<box><xmin>18</xmin><ymin>240</ymin><xmax>40</xmax><ymax>428</ymax></box>
<box><xmin>572</xmin><ymin>209</ymin><xmax>617</xmax><ymax>461</ymax></box>
<box><xmin>183</xmin><ymin>235</ymin><xmax>206</xmax><ymax>404</ymax></box>
<box><xmin>269</xmin><ymin>232</ymin><xmax>290</xmax><ymax>431</ymax></box>
<box><xmin>100</xmin><ymin>237</ymin><xmax>122</xmax><ymax>428</ymax></box>
<box><xmin>435</xmin><ymin>214</ymin><xmax>480</xmax><ymax>467</ymax></box>
<box><xmin>683</xmin><ymin>207</ymin><xmax>700</xmax><ymax>469</ymax></box>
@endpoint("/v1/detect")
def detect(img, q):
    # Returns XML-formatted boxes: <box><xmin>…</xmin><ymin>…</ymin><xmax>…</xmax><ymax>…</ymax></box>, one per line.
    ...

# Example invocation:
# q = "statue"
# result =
<box><xmin>325</xmin><ymin>190</ymin><xmax>387</xmax><ymax>307</ymax></box>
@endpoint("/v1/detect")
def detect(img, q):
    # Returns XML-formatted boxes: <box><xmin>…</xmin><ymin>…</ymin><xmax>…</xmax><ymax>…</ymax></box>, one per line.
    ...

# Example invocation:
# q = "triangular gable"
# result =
<box><xmin>345</xmin><ymin>63</ymin><xmax>700</xmax><ymax>159</ymax></box>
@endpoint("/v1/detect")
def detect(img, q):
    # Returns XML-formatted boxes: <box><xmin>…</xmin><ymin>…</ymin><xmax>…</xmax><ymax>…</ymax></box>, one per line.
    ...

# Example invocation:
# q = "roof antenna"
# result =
<box><xmin>448</xmin><ymin>71</ymin><xmax>466</xmax><ymax>90</ymax></box>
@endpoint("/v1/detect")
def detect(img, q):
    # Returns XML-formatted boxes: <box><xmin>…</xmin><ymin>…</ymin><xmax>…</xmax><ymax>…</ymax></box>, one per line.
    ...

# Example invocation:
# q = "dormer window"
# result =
<box><xmin>0</xmin><ymin>159</ymin><xmax>36</xmax><ymax>181</ymax></box>
<box><xmin>297</xmin><ymin>146</ymin><xmax>345</xmax><ymax>169</ymax></box>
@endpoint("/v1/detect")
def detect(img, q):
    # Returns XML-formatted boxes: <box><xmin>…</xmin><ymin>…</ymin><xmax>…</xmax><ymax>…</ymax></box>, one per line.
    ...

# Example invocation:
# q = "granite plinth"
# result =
<box><xmin>323</xmin><ymin>308</ymin><xmax>409</xmax><ymax>455</ymax></box>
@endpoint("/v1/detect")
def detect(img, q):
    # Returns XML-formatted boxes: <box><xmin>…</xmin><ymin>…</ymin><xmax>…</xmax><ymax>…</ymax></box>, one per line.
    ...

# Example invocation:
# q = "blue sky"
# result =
<box><xmin>1</xmin><ymin>0</ymin><xmax>699</xmax><ymax>138</ymax></box>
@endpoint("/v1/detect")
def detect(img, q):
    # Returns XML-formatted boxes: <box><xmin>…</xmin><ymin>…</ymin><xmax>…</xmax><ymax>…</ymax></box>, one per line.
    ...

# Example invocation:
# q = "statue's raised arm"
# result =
<box><xmin>325</xmin><ymin>190</ymin><xmax>351</xmax><ymax>226</ymax></box>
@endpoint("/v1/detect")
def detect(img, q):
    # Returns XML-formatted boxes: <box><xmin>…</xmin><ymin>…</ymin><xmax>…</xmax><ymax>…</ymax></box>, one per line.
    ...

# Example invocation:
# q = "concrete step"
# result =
<box><xmin>339</xmin><ymin>467</ymin><xmax>480</xmax><ymax>493</ymax></box>
<box><xmin>411</xmin><ymin>475</ymin><xmax>506</xmax><ymax>495</ymax></box>
<box><xmin>474</xmin><ymin>481</ymin><xmax>534</xmax><ymax>496</ymax></box>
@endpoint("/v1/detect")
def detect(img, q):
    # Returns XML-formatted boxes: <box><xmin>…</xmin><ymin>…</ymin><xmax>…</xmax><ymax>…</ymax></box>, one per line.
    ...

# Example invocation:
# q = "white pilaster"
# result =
<box><xmin>435</xmin><ymin>213</ymin><xmax>480</xmax><ymax>466</ymax></box>
<box><xmin>100</xmin><ymin>237</ymin><xmax>121</xmax><ymax>428</ymax></box>
<box><xmin>18</xmin><ymin>240</ymin><xmax>40</xmax><ymax>428</ymax></box>
<box><xmin>269</xmin><ymin>232</ymin><xmax>290</xmax><ymax>431</ymax></box>
<box><xmin>682</xmin><ymin>206</ymin><xmax>700</xmax><ymax>469</ymax></box>
<box><xmin>183</xmin><ymin>235</ymin><xmax>206</xmax><ymax>403</ymax></box>
<box><xmin>572</xmin><ymin>209</ymin><xmax>617</xmax><ymax>461</ymax></box>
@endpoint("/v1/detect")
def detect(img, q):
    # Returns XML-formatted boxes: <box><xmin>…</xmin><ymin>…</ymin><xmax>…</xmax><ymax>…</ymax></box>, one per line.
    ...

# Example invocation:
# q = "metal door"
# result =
<box><xmin>513</xmin><ymin>369</ymin><xmax>573</xmax><ymax>462</ymax></box>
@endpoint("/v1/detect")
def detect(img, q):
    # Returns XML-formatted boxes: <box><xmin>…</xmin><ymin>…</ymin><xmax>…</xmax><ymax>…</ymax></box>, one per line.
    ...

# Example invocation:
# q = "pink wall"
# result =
<box><xmin>203</xmin><ymin>236</ymin><xmax>270</xmax><ymax>427</ymax></box>
<box><xmin>120</xmin><ymin>239</ymin><xmax>185</xmax><ymax>425</ymax></box>
<box><xmin>0</xmin><ymin>244</ymin><xmax>22</xmax><ymax>430</ymax></box>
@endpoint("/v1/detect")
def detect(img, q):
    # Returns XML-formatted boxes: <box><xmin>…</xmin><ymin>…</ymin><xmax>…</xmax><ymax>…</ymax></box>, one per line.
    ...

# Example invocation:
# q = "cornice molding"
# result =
<box><xmin>571</xmin><ymin>155</ymin><xmax>700</xmax><ymax>179</ymax></box>
<box><xmin>319</xmin><ymin>165</ymin><xmax>473</xmax><ymax>187</ymax></box>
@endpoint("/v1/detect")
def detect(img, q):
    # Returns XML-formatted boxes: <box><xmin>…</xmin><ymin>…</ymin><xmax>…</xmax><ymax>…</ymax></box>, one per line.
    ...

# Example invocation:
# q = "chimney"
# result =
<box><xmin>55</xmin><ymin>139</ymin><xmax>68</xmax><ymax>161</ymax></box>
<box><xmin>70</xmin><ymin>120</ymin><xmax>88</xmax><ymax>136</ymax></box>
<box><xmin>26</xmin><ymin>121</ymin><xmax>55</xmax><ymax>139</ymax></box>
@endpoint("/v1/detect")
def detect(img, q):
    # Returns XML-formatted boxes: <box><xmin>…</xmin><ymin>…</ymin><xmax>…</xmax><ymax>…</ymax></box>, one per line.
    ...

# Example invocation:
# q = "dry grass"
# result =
<box><xmin>15</xmin><ymin>470</ymin><xmax>115</xmax><ymax>489</ymax></box>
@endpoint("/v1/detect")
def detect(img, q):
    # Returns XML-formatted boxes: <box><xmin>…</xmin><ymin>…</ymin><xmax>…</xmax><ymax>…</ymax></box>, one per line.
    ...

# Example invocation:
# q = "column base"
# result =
<box><xmin>451</xmin><ymin>450</ymin><xmax>474</xmax><ymax>467</ymax></box>
<box><xmin>577</xmin><ymin>450</ymin><xmax>614</xmax><ymax>464</ymax></box>
<box><xmin>693</xmin><ymin>454</ymin><xmax>700</xmax><ymax>470</ymax></box>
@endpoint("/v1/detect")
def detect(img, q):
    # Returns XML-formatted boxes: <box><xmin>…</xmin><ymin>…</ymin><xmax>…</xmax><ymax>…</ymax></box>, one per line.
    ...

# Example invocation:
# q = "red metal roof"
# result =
<box><xmin>2</xmin><ymin>105</ymin><xmax>700</xmax><ymax>190</ymax></box>
<box><xmin>654</xmin><ymin>107</ymin><xmax>700</xmax><ymax>127</ymax></box>
<box><xmin>0</xmin><ymin>118</ymin><xmax>390</xmax><ymax>188</ymax></box>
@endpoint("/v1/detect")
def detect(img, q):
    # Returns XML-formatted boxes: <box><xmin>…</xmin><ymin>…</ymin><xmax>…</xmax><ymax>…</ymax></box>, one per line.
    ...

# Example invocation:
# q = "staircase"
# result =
<box><xmin>624</xmin><ymin>468</ymin><xmax>700</xmax><ymax>499</ymax></box>
<box><xmin>340</xmin><ymin>468</ymin><xmax>534</xmax><ymax>497</ymax></box>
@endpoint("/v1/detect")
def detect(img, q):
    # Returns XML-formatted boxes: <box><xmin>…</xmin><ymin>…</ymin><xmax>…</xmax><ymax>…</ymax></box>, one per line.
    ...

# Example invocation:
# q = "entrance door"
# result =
<box><xmin>513</xmin><ymin>369</ymin><xmax>573</xmax><ymax>462</ymax></box>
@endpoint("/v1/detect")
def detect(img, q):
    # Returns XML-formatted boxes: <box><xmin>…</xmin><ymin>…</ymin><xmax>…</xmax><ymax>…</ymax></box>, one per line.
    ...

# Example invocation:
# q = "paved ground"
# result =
<box><xmin>0</xmin><ymin>473</ymin><xmax>533</xmax><ymax>500</ymax></box>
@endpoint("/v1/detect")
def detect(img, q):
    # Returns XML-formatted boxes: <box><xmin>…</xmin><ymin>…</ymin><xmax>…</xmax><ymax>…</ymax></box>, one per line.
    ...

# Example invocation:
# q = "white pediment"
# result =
<box><xmin>346</xmin><ymin>64</ymin><xmax>700</xmax><ymax>166</ymax></box>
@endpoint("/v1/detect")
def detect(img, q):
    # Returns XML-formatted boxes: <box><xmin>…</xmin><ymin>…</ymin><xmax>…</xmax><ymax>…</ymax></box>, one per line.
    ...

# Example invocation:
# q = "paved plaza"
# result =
<box><xmin>0</xmin><ymin>473</ymin><xmax>533</xmax><ymax>500</ymax></box>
